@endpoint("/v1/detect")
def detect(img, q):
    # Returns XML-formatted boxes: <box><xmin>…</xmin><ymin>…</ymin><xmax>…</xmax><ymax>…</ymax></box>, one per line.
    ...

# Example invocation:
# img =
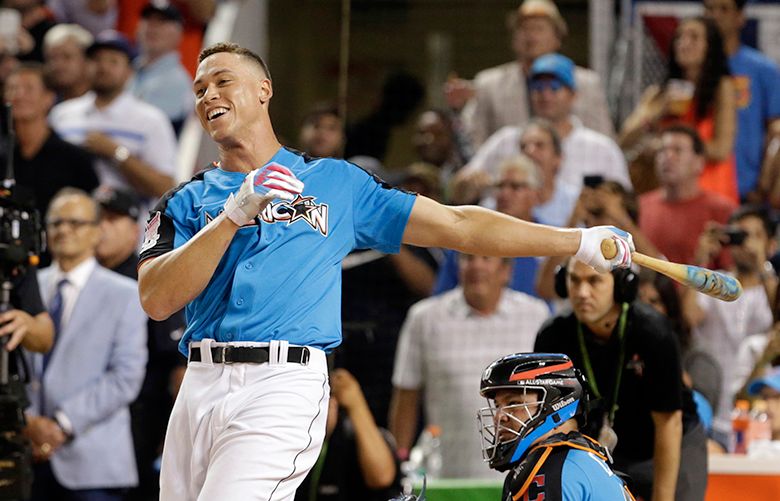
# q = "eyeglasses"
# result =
<box><xmin>46</xmin><ymin>218</ymin><xmax>98</xmax><ymax>230</ymax></box>
<box><xmin>529</xmin><ymin>79</ymin><xmax>565</xmax><ymax>93</ymax></box>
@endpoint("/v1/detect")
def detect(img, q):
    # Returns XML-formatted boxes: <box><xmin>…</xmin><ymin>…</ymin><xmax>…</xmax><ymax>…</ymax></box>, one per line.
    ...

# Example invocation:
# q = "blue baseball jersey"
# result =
<box><xmin>505</xmin><ymin>448</ymin><xmax>632</xmax><ymax>501</ymax></box>
<box><xmin>560</xmin><ymin>449</ymin><xmax>631</xmax><ymax>500</ymax></box>
<box><xmin>139</xmin><ymin>147</ymin><xmax>417</xmax><ymax>355</ymax></box>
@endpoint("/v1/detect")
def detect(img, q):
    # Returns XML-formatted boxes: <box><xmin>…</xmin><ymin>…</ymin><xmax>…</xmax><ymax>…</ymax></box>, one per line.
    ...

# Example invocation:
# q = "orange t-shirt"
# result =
<box><xmin>692</xmin><ymin>112</ymin><xmax>738</xmax><ymax>203</ymax></box>
<box><xmin>117</xmin><ymin>0</ymin><xmax>205</xmax><ymax>76</ymax></box>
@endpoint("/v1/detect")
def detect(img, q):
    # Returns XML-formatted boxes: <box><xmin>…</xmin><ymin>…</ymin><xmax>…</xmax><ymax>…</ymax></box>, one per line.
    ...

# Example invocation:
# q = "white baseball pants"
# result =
<box><xmin>159</xmin><ymin>339</ymin><xmax>330</xmax><ymax>501</ymax></box>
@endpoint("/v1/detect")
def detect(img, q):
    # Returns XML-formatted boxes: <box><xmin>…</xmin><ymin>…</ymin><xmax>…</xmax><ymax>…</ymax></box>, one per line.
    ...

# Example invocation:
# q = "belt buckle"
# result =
<box><xmin>221</xmin><ymin>346</ymin><xmax>234</xmax><ymax>364</ymax></box>
<box><xmin>298</xmin><ymin>347</ymin><xmax>310</xmax><ymax>366</ymax></box>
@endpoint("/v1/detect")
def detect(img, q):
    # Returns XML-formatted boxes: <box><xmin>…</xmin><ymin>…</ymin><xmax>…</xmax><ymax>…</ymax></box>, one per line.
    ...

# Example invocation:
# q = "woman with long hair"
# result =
<box><xmin>620</xmin><ymin>16</ymin><xmax>737</xmax><ymax>202</ymax></box>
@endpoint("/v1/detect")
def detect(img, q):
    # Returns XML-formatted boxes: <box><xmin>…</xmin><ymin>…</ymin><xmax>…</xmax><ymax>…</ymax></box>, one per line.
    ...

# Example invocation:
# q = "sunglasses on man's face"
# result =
<box><xmin>529</xmin><ymin>79</ymin><xmax>565</xmax><ymax>93</ymax></box>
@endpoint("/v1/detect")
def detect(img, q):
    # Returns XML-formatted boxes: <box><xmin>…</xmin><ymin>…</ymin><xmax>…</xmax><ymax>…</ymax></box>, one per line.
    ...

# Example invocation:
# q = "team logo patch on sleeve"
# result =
<box><xmin>140</xmin><ymin>211</ymin><xmax>162</xmax><ymax>253</ymax></box>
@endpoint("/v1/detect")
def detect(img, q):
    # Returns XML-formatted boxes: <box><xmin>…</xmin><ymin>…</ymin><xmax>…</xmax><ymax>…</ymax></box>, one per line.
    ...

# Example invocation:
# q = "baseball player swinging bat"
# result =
<box><xmin>600</xmin><ymin>239</ymin><xmax>743</xmax><ymax>302</ymax></box>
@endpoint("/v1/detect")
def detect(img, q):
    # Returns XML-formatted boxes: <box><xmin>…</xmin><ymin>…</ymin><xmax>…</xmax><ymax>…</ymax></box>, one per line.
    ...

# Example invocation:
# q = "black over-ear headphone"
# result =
<box><xmin>554</xmin><ymin>263</ymin><xmax>638</xmax><ymax>304</ymax></box>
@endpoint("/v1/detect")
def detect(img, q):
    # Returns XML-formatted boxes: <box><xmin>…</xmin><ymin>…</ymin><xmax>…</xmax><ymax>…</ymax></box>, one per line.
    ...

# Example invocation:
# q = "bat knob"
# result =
<box><xmin>601</xmin><ymin>238</ymin><xmax>618</xmax><ymax>260</ymax></box>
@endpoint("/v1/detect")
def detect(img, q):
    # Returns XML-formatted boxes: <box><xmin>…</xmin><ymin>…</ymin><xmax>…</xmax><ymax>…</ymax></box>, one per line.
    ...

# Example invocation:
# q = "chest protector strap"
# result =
<box><xmin>509</xmin><ymin>432</ymin><xmax>612</xmax><ymax>500</ymax></box>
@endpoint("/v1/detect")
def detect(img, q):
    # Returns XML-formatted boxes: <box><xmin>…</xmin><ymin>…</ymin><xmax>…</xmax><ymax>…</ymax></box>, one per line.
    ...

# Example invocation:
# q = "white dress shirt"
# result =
<box><xmin>46</xmin><ymin>257</ymin><xmax>97</xmax><ymax>332</ymax></box>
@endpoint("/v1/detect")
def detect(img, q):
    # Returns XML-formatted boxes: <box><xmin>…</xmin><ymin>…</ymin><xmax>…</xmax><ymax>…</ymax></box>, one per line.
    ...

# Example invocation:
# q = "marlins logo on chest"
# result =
<box><xmin>205</xmin><ymin>195</ymin><xmax>329</xmax><ymax>236</ymax></box>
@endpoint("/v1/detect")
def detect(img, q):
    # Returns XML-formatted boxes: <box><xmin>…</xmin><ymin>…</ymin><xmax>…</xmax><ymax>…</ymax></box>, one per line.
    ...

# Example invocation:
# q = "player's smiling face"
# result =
<box><xmin>193</xmin><ymin>52</ymin><xmax>272</xmax><ymax>142</ymax></box>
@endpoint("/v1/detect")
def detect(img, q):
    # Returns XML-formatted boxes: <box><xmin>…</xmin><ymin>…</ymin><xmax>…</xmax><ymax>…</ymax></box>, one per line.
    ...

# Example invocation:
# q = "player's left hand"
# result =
<box><xmin>575</xmin><ymin>226</ymin><xmax>634</xmax><ymax>273</ymax></box>
<box><xmin>223</xmin><ymin>164</ymin><xmax>304</xmax><ymax>227</ymax></box>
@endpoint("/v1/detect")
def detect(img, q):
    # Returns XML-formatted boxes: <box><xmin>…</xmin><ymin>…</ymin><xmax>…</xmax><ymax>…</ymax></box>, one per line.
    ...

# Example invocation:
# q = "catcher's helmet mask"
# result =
<box><xmin>478</xmin><ymin>353</ymin><xmax>589</xmax><ymax>472</ymax></box>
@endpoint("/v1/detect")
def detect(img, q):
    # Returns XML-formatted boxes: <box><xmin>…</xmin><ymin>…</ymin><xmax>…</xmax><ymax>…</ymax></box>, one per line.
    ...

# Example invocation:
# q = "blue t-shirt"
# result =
<box><xmin>729</xmin><ymin>46</ymin><xmax>780</xmax><ymax>197</ymax></box>
<box><xmin>432</xmin><ymin>249</ymin><xmax>540</xmax><ymax>298</ymax></box>
<box><xmin>560</xmin><ymin>449</ymin><xmax>632</xmax><ymax>500</ymax></box>
<box><xmin>139</xmin><ymin>147</ymin><xmax>417</xmax><ymax>355</ymax></box>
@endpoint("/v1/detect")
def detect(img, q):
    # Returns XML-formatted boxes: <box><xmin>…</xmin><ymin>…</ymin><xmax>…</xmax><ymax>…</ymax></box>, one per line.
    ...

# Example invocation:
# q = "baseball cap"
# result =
<box><xmin>517</xmin><ymin>0</ymin><xmax>568</xmax><ymax>38</ymax></box>
<box><xmin>93</xmin><ymin>186</ymin><xmax>141</xmax><ymax>220</ymax></box>
<box><xmin>141</xmin><ymin>1</ymin><xmax>184</xmax><ymax>24</ymax></box>
<box><xmin>87</xmin><ymin>30</ymin><xmax>138</xmax><ymax>61</ymax></box>
<box><xmin>747</xmin><ymin>368</ymin><xmax>780</xmax><ymax>395</ymax></box>
<box><xmin>529</xmin><ymin>53</ymin><xmax>576</xmax><ymax>90</ymax></box>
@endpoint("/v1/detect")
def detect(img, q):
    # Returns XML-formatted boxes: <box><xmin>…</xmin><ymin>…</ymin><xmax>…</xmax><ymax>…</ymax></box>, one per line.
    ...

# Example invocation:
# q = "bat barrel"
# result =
<box><xmin>684</xmin><ymin>264</ymin><xmax>743</xmax><ymax>302</ymax></box>
<box><xmin>599</xmin><ymin>238</ymin><xmax>743</xmax><ymax>302</ymax></box>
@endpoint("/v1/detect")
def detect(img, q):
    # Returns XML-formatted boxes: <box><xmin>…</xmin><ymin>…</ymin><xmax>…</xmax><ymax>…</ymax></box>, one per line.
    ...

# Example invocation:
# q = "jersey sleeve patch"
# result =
<box><xmin>139</xmin><ymin>210</ymin><xmax>177</xmax><ymax>263</ymax></box>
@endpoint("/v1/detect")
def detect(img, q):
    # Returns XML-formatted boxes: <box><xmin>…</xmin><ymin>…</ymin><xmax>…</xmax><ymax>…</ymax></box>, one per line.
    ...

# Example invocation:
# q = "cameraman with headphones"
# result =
<box><xmin>535</xmin><ymin>260</ymin><xmax>706</xmax><ymax>501</ymax></box>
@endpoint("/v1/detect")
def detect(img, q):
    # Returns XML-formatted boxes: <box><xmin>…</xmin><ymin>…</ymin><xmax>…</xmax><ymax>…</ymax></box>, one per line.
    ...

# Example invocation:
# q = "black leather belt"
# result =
<box><xmin>189</xmin><ymin>345</ymin><xmax>310</xmax><ymax>365</ymax></box>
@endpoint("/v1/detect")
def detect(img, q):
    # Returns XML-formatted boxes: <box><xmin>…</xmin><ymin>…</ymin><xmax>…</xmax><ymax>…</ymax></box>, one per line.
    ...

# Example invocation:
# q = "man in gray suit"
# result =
<box><xmin>25</xmin><ymin>188</ymin><xmax>147</xmax><ymax>501</ymax></box>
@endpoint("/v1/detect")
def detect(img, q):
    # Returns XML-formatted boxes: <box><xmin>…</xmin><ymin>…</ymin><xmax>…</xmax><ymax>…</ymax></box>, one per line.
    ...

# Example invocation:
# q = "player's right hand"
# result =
<box><xmin>575</xmin><ymin>226</ymin><xmax>634</xmax><ymax>273</ymax></box>
<box><xmin>223</xmin><ymin>164</ymin><xmax>304</xmax><ymax>227</ymax></box>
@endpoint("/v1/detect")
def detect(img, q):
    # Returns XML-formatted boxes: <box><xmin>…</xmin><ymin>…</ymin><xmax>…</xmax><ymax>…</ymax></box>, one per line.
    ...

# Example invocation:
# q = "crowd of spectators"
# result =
<box><xmin>2</xmin><ymin>0</ymin><xmax>780</xmax><ymax>499</ymax></box>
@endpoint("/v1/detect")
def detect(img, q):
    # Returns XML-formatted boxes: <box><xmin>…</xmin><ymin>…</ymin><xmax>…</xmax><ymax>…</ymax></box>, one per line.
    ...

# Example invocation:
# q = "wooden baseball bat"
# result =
<box><xmin>600</xmin><ymin>239</ymin><xmax>743</xmax><ymax>302</ymax></box>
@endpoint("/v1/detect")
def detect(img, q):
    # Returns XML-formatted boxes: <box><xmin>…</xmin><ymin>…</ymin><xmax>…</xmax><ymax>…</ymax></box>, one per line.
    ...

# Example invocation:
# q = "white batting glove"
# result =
<box><xmin>575</xmin><ymin>226</ymin><xmax>635</xmax><ymax>273</ymax></box>
<box><xmin>223</xmin><ymin>164</ymin><xmax>304</xmax><ymax>227</ymax></box>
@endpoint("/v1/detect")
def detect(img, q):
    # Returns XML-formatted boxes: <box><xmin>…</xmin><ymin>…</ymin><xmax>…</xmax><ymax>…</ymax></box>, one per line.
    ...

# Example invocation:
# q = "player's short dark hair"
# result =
<box><xmin>524</xmin><ymin>118</ymin><xmax>562</xmax><ymax>156</ymax></box>
<box><xmin>7</xmin><ymin>62</ymin><xmax>56</xmax><ymax>93</ymax></box>
<box><xmin>198</xmin><ymin>42</ymin><xmax>272</xmax><ymax>81</ymax></box>
<box><xmin>301</xmin><ymin>103</ymin><xmax>341</xmax><ymax>127</ymax></box>
<box><xmin>661</xmin><ymin>124</ymin><xmax>705</xmax><ymax>155</ymax></box>
<box><xmin>729</xmin><ymin>204</ymin><xmax>777</xmax><ymax>238</ymax></box>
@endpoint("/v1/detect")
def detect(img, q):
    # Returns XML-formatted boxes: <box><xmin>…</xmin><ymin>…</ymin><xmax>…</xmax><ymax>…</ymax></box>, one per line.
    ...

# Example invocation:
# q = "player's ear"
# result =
<box><xmin>259</xmin><ymin>78</ymin><xmax>273</xmax><ymax>105</ymax></box>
